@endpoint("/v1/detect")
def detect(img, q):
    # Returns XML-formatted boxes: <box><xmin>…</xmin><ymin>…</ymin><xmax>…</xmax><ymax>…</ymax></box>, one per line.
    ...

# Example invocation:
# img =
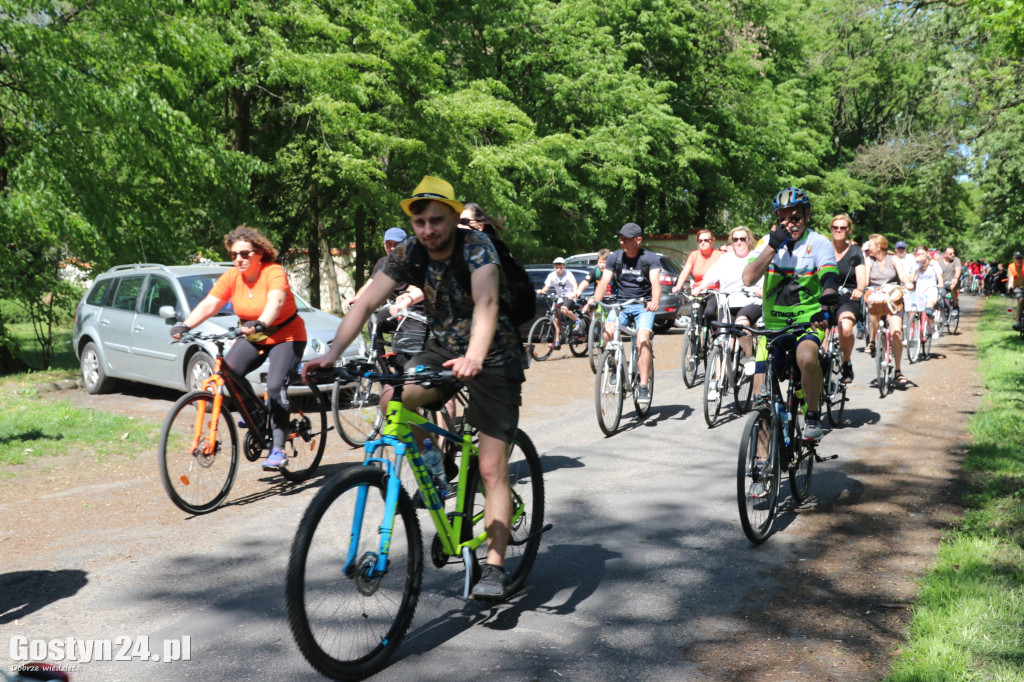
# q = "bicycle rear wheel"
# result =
<box><xmin>332</xmin><ymin>370</ymin><xmax>385</xmax><ymax>448</ymax></box>
<box><xmin>158</xmin><ymin>391</ymin><xmax>239</xmax><ymax>514</ymax></box>
<box><xmin>568</xmin><ymin>315</ymin><xmax>589</xmax><ymax>357</ymax></box>
<box><xmin>681</xmin><ymin>325</ymin><xmax>700</xmax><ymax>387</ymax></box>
<box><xmin>948</xmin><ymin>305</ymin><xmax>960</xmax><ymax>334</ymax></box>
<box><xmin>587</xmin><ymin>316</ymin><xmax>604</xmax><ymax>374</ymax></box>
<box><xmin>595</xmin><ymin>348</ymin><xmax>624</xmax><ymax>436</ymax></box>
<box><xmin>280</xmin><ymin>382</ymin><xmax>329</xmax><ymax>482</ymax></box>
<box><xmin>737</xmin><ymin>409</ymin><xmax>779</xmax><ymax>544</ymax></box>
<box><xmin>703</xmin><ymin>345</ymin><xmax>725</xmax><ymax>427</ymax></box>
<box><xmin>461</xmin><ymin>429</ymin><xmax>545</xmax><ymax>596</ymax></box>
<box><xmin>286</xmin><ymin>466</ymin><xmax>422</xmax><ymax>681</ymax></box>
<box><xmin>527</xmin><ymin>317</ymin><xmax>554</xmax><ymax>361</ymax></box>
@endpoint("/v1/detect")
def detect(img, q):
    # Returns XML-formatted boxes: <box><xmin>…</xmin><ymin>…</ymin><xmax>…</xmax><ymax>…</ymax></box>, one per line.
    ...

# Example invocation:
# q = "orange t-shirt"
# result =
<box><xmin>209</xmin><ymin>263</ymin><xmax>306</xmax><ymax>343</ymax></box>
<box><xmin>686</xmin><ymin>249</ymin><xmax>722</xmax><ymax>286</ymax></box>
<box><xmin>1009</xmin><ymin>262</ymin><xmax>1023</xmax><ymax>289</ymax></box>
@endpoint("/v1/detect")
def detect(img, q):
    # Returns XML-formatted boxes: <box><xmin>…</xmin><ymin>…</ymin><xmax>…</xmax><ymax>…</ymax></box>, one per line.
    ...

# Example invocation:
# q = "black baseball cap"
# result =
<box><xmin>618</xmin><ymin>222</ymin><xmax>643</xmax><ymax>238</ymax></box>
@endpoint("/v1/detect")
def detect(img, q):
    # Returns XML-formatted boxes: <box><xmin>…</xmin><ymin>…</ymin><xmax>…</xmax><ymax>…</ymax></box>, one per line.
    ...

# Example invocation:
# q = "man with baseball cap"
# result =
<box><xmin>343</xmin><ymin>226</ymin><xmax>425</xmax><ymax>357</ymax></box>
<box><xmin>590</xmin><ymin>222</ymin><xmax>662</xmax><ymax>408</ymax></box>
<box><xmin>304</xmin><ymin>175</ymin><xmax>525</xmax><ymax>600</ymax></box>
<box><xmin>894</xmin><ymin>241</ymin><xmax>915</xmax><ymax>281</ymax></box>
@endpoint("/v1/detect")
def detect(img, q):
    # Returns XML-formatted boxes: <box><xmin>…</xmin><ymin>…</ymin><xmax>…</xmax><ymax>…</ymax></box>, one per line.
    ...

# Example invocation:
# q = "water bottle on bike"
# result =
<box><xmin>421</xmin><ymin>438</ymin><xmax>452</xmax><ymax>499</ymax></box>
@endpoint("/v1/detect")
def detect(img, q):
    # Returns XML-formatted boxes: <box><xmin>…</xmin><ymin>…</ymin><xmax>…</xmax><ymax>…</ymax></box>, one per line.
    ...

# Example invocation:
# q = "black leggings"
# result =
<box><xmin>225</xmin><ymin>339</ymin><xmax>306</xmax><ymax>450</ymax></box>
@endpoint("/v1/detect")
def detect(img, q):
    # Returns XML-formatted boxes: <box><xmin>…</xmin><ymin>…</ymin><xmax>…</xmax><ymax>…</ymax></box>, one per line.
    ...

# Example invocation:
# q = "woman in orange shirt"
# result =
<box><xmin>171</xmin><ymin>225</ymin><xmax>307</xmax><ymax>471</ymax></box>
<box><xmin>672</xmin><ymin>228</ymin><xmax>722</xmax><ymax>324</ymax></box>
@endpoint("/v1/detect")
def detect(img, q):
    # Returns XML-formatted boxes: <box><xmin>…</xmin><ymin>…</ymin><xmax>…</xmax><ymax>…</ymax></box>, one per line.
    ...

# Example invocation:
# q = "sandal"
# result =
<box><xmin>866</xmin><ymin>342</ymin><xmax>876</xmax><ymax>357</ymax></box>
<box><xmin>894</xmin><ymin>369</ymin><xmax>907</xmax><ymax>386</ymax></box>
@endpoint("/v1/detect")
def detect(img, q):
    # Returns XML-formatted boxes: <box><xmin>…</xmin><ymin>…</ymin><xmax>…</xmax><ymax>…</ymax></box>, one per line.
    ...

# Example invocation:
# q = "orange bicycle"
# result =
<box><xmin>158</xmin><ymin>328</ymin><xmax>329</xmax><ymax>514</ymax></box>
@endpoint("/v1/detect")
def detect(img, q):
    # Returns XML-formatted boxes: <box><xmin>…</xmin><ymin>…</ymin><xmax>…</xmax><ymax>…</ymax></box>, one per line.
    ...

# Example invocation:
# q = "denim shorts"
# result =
<box><xmin>619</xmin><ymin>303</ymin><xmax>655</xmax><ymax>332</ymax></box>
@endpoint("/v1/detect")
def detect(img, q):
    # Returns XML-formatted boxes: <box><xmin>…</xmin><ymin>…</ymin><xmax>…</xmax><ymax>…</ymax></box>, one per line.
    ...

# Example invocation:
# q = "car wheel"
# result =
<box><xmin>654</xmin><ymin>319</ymin><xmax>673</xmax><ymax>333</ymax></box>
<box><xmin>186</xmin><ymin>352</ymin><xmax>215</xmax><ymax>392</ymax></box>
<box><xmin>80</xmin><ymin>341</ymin><xmax>116</xmax><ymax>394</ymax></box>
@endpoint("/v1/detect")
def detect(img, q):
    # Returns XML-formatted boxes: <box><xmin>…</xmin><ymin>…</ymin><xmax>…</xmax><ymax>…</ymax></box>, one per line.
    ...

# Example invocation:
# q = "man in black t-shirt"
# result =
<box><xmin>591</xmin><ymin>222</ymin><xmax>662</xmax><ymax>407</ymax></box>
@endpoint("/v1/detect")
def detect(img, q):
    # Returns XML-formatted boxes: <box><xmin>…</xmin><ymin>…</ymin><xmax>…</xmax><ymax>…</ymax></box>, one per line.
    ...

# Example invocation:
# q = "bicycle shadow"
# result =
<box><xmin>394</xmin><ymin>543</ymin><xmax>618</xmax><ymax>661</ymax></box>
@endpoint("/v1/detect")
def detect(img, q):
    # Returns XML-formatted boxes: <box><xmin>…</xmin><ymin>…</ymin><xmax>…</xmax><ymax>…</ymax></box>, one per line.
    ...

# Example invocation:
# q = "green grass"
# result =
<box><xmin>0</xmin><ymin>320</ymin><xmax>158</xmax><ymax>471</ymax></box>
<box><xmin>886</xmin><ymin>298</ymin><xmax>1024</xmax><ymax>681</ymax></box>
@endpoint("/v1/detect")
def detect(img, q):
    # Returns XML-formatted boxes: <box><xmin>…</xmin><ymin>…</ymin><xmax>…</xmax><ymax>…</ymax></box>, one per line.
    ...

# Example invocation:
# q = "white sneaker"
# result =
<box><xmin>933</xmin><ymin>329</ymin><xmax>941</xmax><ymax>339</ymax></box>
<box><xmin>706</xmin><ymin>388</ymin><xmax>719</xmax><ymax>401</ymax></box>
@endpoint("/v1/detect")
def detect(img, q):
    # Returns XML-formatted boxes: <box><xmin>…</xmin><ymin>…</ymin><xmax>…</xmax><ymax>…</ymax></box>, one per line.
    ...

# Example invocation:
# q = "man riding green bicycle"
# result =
<box><xmin>743</xmin><ymin>188</ymin><xmax>840</xmax><ymax>441</ymax></box>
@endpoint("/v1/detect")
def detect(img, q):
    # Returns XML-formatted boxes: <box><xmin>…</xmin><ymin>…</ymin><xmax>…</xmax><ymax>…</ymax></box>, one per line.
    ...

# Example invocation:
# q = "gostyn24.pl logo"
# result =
<box><xmin>9</xmin><ymin>635</ymin><xmax>191</xmax><ymax>664</ymax></box>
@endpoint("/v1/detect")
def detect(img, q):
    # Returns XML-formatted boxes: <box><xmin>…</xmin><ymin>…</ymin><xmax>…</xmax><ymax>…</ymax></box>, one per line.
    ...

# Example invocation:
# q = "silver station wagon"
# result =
<box><xmin>72</xmin><ymin>263</ymin><xmax>359</xmax><ymax>395</ymax></box>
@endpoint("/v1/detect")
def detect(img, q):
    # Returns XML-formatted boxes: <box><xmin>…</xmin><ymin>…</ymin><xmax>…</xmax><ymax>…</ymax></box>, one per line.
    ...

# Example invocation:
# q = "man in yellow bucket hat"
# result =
<box><xmin>304</xmin><ymin>175</ymin><xmax>525</xmax><ymax>599</ymax></box>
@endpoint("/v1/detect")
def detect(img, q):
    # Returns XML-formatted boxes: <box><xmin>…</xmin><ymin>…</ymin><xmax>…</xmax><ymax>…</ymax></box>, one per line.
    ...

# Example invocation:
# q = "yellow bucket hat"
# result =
<box><xmin>400</xmin><ymin>175</ymin><xmax>465</xmax><ymax>216</ymax></box>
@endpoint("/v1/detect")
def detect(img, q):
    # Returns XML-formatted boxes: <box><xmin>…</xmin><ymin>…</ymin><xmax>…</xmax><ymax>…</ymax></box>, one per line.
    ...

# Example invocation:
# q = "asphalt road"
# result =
<box><xmin>2</xmin><ymin>303</ymin><xmax>966</xmax><ymax>681</ymax></box>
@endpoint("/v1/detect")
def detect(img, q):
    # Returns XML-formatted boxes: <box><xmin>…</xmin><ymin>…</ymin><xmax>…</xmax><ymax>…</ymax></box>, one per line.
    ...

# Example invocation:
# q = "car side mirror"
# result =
<box><xmin>159</xmin><ymin>305</ymin><xmax>178</xmax><ymax>321</ymax></box>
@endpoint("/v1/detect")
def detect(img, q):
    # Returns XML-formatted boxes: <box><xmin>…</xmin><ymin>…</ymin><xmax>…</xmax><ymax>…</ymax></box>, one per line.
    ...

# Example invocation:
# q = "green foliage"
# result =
<box><xmin>2</xmin><ymin>0</ymin><xmax>1022</xmax><ymax>314</ymax></box>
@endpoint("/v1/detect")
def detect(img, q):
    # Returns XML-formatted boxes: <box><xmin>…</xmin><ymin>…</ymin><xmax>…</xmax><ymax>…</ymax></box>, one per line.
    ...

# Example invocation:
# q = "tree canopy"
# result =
<box><xmin>2</xmin><ymin>0</ymin><xmax>1022</xmax><ymax>364</ymax></box>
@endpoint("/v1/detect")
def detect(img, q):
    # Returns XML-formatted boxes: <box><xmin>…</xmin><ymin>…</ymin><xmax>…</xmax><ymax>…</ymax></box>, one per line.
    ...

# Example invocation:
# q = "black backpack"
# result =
<box><xmin>407</xmin><ymin>229</ymin><xmax>536</xmax><ymax>329</ymax></box>
<box><xmin>611</xmin><ymin>248</ymin><xmax>652</xmax><ymax>283</ymax></box>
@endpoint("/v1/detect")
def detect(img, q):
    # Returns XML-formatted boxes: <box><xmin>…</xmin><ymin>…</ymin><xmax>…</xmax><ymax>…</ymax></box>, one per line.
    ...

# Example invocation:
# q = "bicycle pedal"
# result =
<box><xmin>815</xmin><ymin>453</ymin><xmax>839</xmax><ymax>462</ymax></box>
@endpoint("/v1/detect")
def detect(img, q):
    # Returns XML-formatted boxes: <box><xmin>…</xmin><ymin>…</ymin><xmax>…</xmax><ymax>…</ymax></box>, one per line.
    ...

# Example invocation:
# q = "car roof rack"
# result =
<box><xmin>105</xmin><ymin>263</ymin><xmax>173</xmax><ymax>273</ymax></box>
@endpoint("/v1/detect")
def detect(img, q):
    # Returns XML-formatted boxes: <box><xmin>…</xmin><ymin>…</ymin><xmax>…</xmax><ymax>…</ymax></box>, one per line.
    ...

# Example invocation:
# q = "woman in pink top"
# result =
<box><xmin>672</xmin><ymin>229</ymin><xmax>722</xmax><ymax>326</ymax></box>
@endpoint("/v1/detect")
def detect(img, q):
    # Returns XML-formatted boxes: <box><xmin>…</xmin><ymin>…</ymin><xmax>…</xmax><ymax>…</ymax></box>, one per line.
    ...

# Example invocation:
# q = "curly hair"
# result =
<box><xmin>224</xmin><ymin>224</ymin><xmax>278</xmax><ymax>263</ymax></box>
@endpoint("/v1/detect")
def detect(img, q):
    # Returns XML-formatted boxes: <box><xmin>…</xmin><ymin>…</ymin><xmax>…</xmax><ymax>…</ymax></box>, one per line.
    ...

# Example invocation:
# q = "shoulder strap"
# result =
<box><xmin>407</xmin><ymin>229</ymin><xmax>470</xmax><ymax>291</ymax></box>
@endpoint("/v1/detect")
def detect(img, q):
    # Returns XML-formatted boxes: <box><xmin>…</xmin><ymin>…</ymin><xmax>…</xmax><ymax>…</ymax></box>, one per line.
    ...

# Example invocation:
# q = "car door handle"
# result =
<box><xmin>133</xmin><ymin>325</ymin><xmax>145</xmax><ymax>333</ymax></box>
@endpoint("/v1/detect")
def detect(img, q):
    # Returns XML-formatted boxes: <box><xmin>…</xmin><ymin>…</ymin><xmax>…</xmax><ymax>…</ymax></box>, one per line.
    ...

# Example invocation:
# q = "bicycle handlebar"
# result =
<box><xmin>172</xmin><ymin>328</ymin><xmax>245</xmax><ymax>344</ymax></box>
<box><xmin>311</xmin><ymin>362</ymin><xmax>461</xmax><ymax>390</ymax></box>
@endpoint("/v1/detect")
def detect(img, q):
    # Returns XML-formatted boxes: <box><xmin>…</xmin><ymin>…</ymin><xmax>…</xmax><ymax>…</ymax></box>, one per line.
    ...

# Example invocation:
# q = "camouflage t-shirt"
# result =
<box><xmin>383</xmin><ymin>230</ymin><xmax>523</xmax><ymax>370</ymax></box>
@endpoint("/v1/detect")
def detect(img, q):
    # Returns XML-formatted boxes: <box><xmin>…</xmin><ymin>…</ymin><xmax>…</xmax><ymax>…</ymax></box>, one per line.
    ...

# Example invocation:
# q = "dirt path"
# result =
<box><xmin>1</xmin><ymin>300</ymin><xmax>982</xmax><ymax>679</ymax></box>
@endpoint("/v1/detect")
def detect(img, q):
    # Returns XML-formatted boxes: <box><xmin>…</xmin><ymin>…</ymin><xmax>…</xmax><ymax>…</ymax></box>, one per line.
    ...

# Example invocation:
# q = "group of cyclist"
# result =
<box><xmin>186</xmin><ymin>174</ymin><xmax>985</xmax><ymax>602</ymax></box>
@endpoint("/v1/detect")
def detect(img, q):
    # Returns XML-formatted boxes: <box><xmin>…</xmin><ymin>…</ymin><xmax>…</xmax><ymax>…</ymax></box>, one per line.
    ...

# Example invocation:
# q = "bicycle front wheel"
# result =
<box><xmin>587</xmin><ymin>315</ymin><xmax>604</xmax><ymax>374</ymax></box>
<box><xmin>875</xmin><ymin>330</ymin><xmax>888</xmax><ymax>397</ymax></box>
<box><xmin>280</xmin><ymin>382</ymin><xmax>329</xmax><ymax>482</ymax></box>
<box><xmin>789</xmin><ymin>409</ymin><xmax>814</xmax><ymax>503</ymax></box>
<box><xmin>286</xmin><ymin>466</ymin><xmax>422</xmax><ymax>681</ymax></box>
<box><xmin>158</xmin><ymin>390</ymin><xmax>239</xmax><ymax>514</ymax></box>
<box><xmin>528</xmin><ymin>317</ymin><xmax>554</xmax><ymax>361</ymax></box>
<box><xmin>568</xmin><ymin>315</ymin><xmax>590</xmax><ymax>357</ymax></box>
<box><xmin>595</xmin><ymin>348</ymin><xmax>624</xmax><ymax>436</ymax></box>
<box><xmin>924</xmin><ymin>318</ymin><xmax>933</xmax><ymax>357</ymax></box>
<box><xmin>737</xmin><ymin>409</ymin><xmax>779</xmax><ymax>544</ymax></box>
<box><xmin>681</xmin><ymin>325</ymin><xmax>700</xmax><ymax>388</ymax></box>
<box><xmin>703</xmin><ymin>345</ymin><xmax>725</xmax><ymax>427</ymax></box>
<box><xmin>905</xmin><ymin>316</ymin><xmax>920</xmax><ymax>364</ymax></box>
<box><xmin>949</xmin><ymin>306</ymin><xmax>960</xmax><ymax>334</ymax></box>
<box><xmin>733</xmin><ymin>350</ymin><xmax>754</xmax><ymax>414</ymax></box>
<box><xmin>461</xmin><ymin>428</ymin><xmax>545</xmax><ymax>595</ymax></box>
<box><xmin>332</xmin><ymin>372</ymin><xmax>384</xmax><ymax>448</ymax></box>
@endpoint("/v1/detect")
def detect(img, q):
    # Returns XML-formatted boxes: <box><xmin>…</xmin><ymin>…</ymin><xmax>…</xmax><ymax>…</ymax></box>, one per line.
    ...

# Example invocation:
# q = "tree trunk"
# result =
<box><xmin>352</xmin><ymin>205</ymin><xmax>368</xmax><ymax>292</ymax></box>
<box><xmin>307</xmin><ymin>181</ymin><xmax>322</xmax><ymax>309</ymax></box>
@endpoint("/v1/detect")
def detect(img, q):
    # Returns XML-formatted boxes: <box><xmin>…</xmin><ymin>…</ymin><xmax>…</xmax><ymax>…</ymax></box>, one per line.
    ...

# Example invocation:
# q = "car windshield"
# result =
<box><xmin>178</xmin><ymin>273</ymin><xmax>316</xmax><ymax>314</ymax></box>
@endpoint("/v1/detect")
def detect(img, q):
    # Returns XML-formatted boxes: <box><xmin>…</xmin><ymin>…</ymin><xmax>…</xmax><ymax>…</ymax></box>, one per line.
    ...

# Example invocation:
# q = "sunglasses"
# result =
<box><xmin>698</xmin><ymin>238</ymin><xmax>712</xmax><ymax>244</ymax></box>
<box><xmin>230</xmin><ymin>250</ymin><xmax>256</xmax><ymax>260</ymax></box>
<box><xmin>778</xmin><ymin>214</ymin><xmax>804</xmax><ymax>225</ymax></box>
<box><xmin>830</xmin><ymin>224</ymin><xmax>849</xmax><ymax>230</ymax></box>
<box><xmin>732</xmin><ymin>237</ymin><xmax>747</xmax><ymax>243</ymax></box>
<box><xmin>458</xmin><ymin>217</ymin><xmax>475</xmax><ymax>226</ymax></box>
